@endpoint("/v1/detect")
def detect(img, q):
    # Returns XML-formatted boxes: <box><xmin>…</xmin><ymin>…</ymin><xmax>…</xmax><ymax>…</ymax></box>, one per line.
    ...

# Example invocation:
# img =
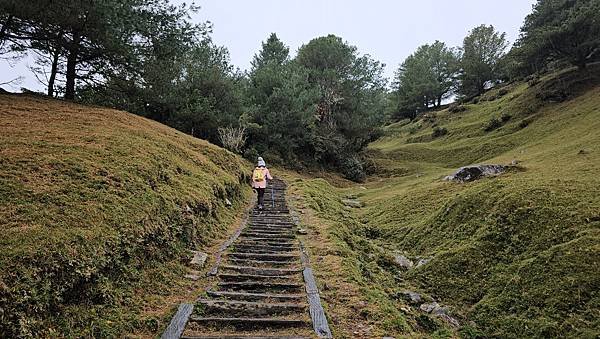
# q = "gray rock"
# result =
<box><xmin>190</xmin><ymin>251</ymin><xmax>208</xmax><ymax>268</ymax></box>
<box><xmin>224</xmin><ymin>198</ymin><xmax>232</xmax><ymax>207</ymax></box>
<box><xmin>445</xmin><ymin>164</ymin><xmax>506</xmax><ymax>182</ymax></box>
<box><xmin>341</xmin><ymin>199</ymin><xmax>364</xmax><ymax>208</ymax></box>
<box><xmin>297</xmin><ymin>228</ymin><xmax>308</xmax><ymax>235</ymax></box>
<box><xmin>394</xmin><ymin>254</ymin><xmax>414</xmax><ymax>269</ymax></box>
<box><xmin>415</xmin><ymin>258</ymin><xmax>431</xmax><ymax>267</ymax></box>
<box><xmin>420</xmin><ymin>302</ymin><xmax>441</xmax><ymax>313</ymax></box>
<box><xmin>402</xmin><ymin>291</ymin><xmax>422</xmax><ymax>304</ymax></box>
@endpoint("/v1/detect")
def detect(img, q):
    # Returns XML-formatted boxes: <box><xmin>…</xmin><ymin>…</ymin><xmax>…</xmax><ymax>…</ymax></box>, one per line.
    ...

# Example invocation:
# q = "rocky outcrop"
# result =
<box><xmin>444</xmin><ymin>164</ymin><xmax>506</xmax><ymax>182</ymax></box>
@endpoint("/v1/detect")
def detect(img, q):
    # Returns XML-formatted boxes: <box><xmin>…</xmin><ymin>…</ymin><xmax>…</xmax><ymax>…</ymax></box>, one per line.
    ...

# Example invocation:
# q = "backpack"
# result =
<box><xmin>252</xmin><ymin>167</ymin><xmax>266</xmax><ymax>182</ymax></box>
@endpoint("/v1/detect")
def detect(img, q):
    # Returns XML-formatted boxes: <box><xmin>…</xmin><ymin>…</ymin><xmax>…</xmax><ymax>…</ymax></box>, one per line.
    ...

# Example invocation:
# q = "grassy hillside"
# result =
<box><xmin>289</xmin><ymin>68</ymin><xmax>600</xmax><ymax>338</ymax></box>
<box><xmin>0</xmin><ymin>94</ymin><xmax>251</xmax><ymax>337</ymax></box>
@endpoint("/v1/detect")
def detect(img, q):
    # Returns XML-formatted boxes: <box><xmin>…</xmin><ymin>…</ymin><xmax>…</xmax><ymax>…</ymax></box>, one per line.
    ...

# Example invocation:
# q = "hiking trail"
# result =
<box><xmin>162</xmin><ymin>179</ymin><xmax>332</xmax><ymax>339</ymax></box>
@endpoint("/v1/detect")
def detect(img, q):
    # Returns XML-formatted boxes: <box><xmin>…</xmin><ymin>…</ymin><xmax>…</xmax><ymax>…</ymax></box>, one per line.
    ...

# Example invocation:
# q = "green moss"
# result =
<box><xmin>0</xmin><ymin>95</ymin><xmax>252</xmax><ymax>337</ymax></box>
<box><xmin>296</xmin><ymin>70</ymin><xmax>600</xmax><ymax>338</ymax></box>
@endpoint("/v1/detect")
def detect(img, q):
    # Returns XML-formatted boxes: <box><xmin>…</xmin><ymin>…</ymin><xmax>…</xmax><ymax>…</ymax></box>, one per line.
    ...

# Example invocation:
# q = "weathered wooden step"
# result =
<box><xmin>218</xmin><ymin>281</ymin><xmax>304</xmax><ymax>292</ymax></box>
<box><xmin>244</xmin><ymin>227</ymin><xmax>295</xmax><ymax>234</ymax></box>
<box><xmin>230</xmin><ymin>247</ymin><xmax>294</xmax><ymax>254</ymax></box>
<box><xmin>188</xmin><ymin>316</ymin><xmax>307</xmax><ymax>329</ymax></box>
<box><xmin>248</xmin><ymin>221</ymin><xmax>296</xmax><ymax>226</ymax></box>
<box><xmin>238</xmin><ymin>236</ymin><xmax>297</xmax><ymax>243</ymax></box>
<box><xmin>236</xmin><ymin>240</ymin><xmax>296</xmax><ymax>247</ymax></box>
<box><xmin>197</xmin><ymin>299</ymin><xmax>307</xmax><ymax>316</ymax></box>
<box><xmin>228</xmin><ymin>252</ymin><xmax>298</xmax><ymax>262</ymax></box>
<box><xmin>233</xmin><ymin>244</ymin><xmax>296</xmax><ymax>252</ymax></box>
<box><xmin>221</xmin><ymin>265</ymin><xmax>302</xmax><ymax>276</ymax></box>
<box><xmin>241</xmin><ymin>232</ymin><xmax>295</xmax><ymax>239</ymax></box>
<box><xmin>205</xmin><ymin>290</ymin><xmax>305</xmax><ymax>302</ymax></box>
<box><xmin>218</xmin><ymin>273</ymin><xmax>298</xmax><ymax>282</ymax></box>
<box><xmin>227</xmin><ymin>258</ymin><xmax>299</xmax><ymax>268</ymax></box>
<box><xmin>182</xmin><ymin>336</ymin><xmax>307</xmax><ymax>339</ymax></box>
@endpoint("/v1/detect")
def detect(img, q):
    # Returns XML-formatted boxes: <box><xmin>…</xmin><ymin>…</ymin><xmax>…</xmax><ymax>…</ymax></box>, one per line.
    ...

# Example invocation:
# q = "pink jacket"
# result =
<box><xmin>252</xmin><ymin>167</ymin><xmax>272</xmax><ymax>188</ymax></box>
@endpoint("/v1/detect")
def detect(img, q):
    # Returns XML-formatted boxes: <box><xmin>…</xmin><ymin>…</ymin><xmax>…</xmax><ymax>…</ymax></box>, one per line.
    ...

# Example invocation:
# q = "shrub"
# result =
<box><xmin>341</xmin><ymin>155</ymin><xmax>366</xmax><ymax>182</ymax></box>
<box><xmin>408</xmin><ymin>124</ymin><xmax>422</xmax><ymax>135</ymax></box>
<box><xmin>449</xmin><ymin>104</ymin><xmax>467</xmax><ymax>113</ymax></box>
<box><xmin>432</xmin><ymin>126</ymin><xmax>448</xmax><ymax>138</ymax></box>
<box><xmin>519</xmin><ymin>118</ymin><xmax>532</xmax><ymax>129</ymax></box>
<box><xmin>483</xmin><ymin>117</ymin><xmax>502</xmax><ymax>132</ymax></box>
<box><xmin>500</xmin><ymin>113</ymin><xmax>512</xmax><ymax>123</ymax></box>
<box><xmin>218</xmin><ymin>126</ymin><xmax>247</xmax><ymax>154</ymax></box>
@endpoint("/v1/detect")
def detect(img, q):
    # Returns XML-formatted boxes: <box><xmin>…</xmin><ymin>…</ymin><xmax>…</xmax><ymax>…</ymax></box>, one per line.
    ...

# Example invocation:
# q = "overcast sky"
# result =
<box><xmin>0</xmin><ymin>0</ymin><xmax>536</xmax><ymax>91</ymax></box>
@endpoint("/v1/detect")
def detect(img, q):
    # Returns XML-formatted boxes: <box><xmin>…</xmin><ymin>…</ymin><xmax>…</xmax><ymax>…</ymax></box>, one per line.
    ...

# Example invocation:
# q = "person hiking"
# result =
<box><xmin>251</xmin><ymin>157</ymin><xmax>273</xmax><ymax>210</ymax></box>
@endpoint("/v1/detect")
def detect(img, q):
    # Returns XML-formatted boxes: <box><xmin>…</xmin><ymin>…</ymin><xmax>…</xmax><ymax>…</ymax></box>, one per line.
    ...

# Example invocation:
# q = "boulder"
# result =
<box><xmin>415</xmin><ymin>258</ymin><xmax>431</xmax><ymax>268</ymax></box>
<box><xmin>341</xmin><ymin>199</ymin><xmax>364</xmax><ymax>208</ymax></box>
<box><xmin>394</xmin><ymin>254</ymin><xmax>414</xmax><ymax>269</ymax></box>
<box><xmin>444</xmin><ymin>164</ymin><xmax>506</xmax><ymax>182</ymax></box>
<box><xmin>402</xmin><ymin>291</ymin><xmax>422</xmax><ymax>304</ymax></box>
<box><xmin>190</xmin><ymin>251</ymin><xmax>208</xmax><ymax>268</ymax></box>
<box><xmin>420</xmin><ymin>302</ymin><xmax>441</xmax><ymax>313</ymax></box>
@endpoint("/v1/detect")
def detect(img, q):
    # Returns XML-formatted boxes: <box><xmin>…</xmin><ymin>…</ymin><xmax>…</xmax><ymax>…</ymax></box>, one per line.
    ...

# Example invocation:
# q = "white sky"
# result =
<box><xmin>0</xmin><ymin>0</ymin><xmax>536</xmax><ymax>91</ymax></box>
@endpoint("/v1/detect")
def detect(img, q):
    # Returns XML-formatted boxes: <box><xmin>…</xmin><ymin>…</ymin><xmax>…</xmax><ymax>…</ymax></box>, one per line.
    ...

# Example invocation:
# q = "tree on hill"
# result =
<box><xmin>296</xmin><ymin>35</ymin><xmax>387</xmax><ymax>180</ymax></box>
<box><xmin>459</xmin><ymin>25</ymin><xmax>508</xmax><ymax>97</ymax></box>
<box><xmin>251</xmin><ymin>33</ymin><xmax>289</xmax><ymax>71</ymax></box>
<box><xmin>245</xmin><ymin>34</ymin><xmax>317</xmax><ymax>163</ymax></box>
<box><xmin>393</xmin><ymin>41</ymin><xmax>460</xmax><ymax>120</ymax></box>
<box><xmin>0</xmin><ymin>0</ymin><xmax>203</xmax><ymax>100</ymax></box>
<box><xmin>515</xmin><ymin>0</ymin><xmax>600</xmax><ymax>71</ymax></box>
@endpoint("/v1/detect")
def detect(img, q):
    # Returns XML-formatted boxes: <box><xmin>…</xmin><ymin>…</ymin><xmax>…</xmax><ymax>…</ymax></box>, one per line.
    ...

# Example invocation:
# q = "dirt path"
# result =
<box><xmin>162</xmin><ymin>179</ymin><xmax>332</xmax><ymax>338</ymax></box>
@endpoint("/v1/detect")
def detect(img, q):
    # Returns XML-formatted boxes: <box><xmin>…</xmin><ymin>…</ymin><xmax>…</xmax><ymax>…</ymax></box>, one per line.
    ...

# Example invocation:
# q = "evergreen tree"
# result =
<box><xmin>516</xmin><ymin>0</ymin><xmax>600</xmax><ymax>71</ymax></box>
<box><xmin>393</xmin><ymin>41</ymin><xmax>459</xmax><ymax>120</ymax></box>
<box><xmin>459</xmin><ymin>25</ymin><xmax>508</xmax><ymax>97</ymax></box>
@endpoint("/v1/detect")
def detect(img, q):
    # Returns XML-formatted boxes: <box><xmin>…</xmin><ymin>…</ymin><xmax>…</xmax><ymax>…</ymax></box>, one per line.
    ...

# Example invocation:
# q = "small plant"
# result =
<box><xmin>518</xmin><ymin>118</ymin><xmax>532</xmax><ymax>129</ymax></box>
<box><xmin>408</xmin><ymin>124</ymin><xmax>422</xmax><ymax>135</ymax></box>
<box><xmin>218</xmin><ymin>126</ymin><xmax>247</xmax><ymax>154</ymax></box>
<box><xmin>483</xmin><ymin>117</ymin><xmax>502</xmax><ymax>132</ymax></box>
<box><xmin>432</xmin><ymin>126</ymin><xmax>448</xmax><ymax>138</ymax></box>
<box><xmin>449</xmin><ymin>104</ymin><xmax>467</xmax><ymax>113</ymax></box>
<box><xmin>500</xmin><ymin>112</ymin><xmax>512</xmax><ymax>122</ymax></box>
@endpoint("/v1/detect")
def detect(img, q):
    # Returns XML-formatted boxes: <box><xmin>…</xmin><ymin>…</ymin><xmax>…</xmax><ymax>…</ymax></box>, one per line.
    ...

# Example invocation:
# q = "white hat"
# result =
<box><xmin>257</xmin><ymin>157</ymin><xmax>266</xmax><ymax>167</ymax></box>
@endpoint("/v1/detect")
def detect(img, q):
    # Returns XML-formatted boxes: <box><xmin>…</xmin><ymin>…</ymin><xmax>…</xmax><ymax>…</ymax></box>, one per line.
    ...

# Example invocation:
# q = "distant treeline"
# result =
<box><xmin>1</xmin><ymin>0</ymin><xmax>598</xmax><ymax>180</ymax></box>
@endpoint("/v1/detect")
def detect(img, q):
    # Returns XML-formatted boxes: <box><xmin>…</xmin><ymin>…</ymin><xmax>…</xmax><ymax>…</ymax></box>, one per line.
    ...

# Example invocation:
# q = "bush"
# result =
<box><xmin>341</xmin><ymin>155</ymin><xmax>366</xmax><ymax>182</ymax></box>
<box><xmin>408</xmin><ymin>123</ymin><xmax>422</xmax><ymax>135</ymax></box>
<box><xmin>500</xmin><ymin>113</ymin><xmax>512</xmax><ymax>123</ymax></box>
<box><xmin>483</xmin><ymin>117</ymin><xmax>502</xmax><ymax>132</ymax></box>
<box><xmin>449</xmin><ymin>104</ymin><xmax>467</xmax><ymax>113</ymax></box>
<box><xmin>518</xmin><ymin>118</ymin><xmax>532</xmax><ymax>129</ymax></box>
<box><xmin>432</xmin><ymin>126</ymin><xmax>448</xmax><ymax>138</ymax></box>
<box><xmin>218</xmin><ymin>126</ymin><xmax>247</xmax><ymax>154</ymax></box>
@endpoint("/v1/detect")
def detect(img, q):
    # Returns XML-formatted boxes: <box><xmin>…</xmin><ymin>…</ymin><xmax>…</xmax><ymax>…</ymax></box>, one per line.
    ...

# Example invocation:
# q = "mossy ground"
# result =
<box><xmin>288</xmin><ymin>68</ymin><xmax>600</xmax><ymax>338</ymax></box>
<box><xmin>0</xmin><ymin>94</ymin><xmax>252</xmax><ymax>337</ymax></box>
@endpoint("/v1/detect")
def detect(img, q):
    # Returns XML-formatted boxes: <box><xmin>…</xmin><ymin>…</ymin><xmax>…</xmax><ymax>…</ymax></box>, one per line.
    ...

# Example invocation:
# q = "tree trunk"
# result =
<box><xmin>437</xmin><ymin>95</ymin><xmax>442</xmax><ymax>107</ymax></box>
<box><xmin>576</xmin><ymin>61</ymin><xmax>587</xmax><ymax>70</ymax></box>
<box><xmin>0</xmin><ymin>15</ymin><xmax>13</xmax><ymax>42</ymax></box>
<box><xmin>47</xmin><ymin>47</ymin><xmax>60</xmax><ymax>97</ymax></box>
<box><xmin>65</xmin><ymin>33</ymin><xmax>80</xmax><ymax>100</ymax></box>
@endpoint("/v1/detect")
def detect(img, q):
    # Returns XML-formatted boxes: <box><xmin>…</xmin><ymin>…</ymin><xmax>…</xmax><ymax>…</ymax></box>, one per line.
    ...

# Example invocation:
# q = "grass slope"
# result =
<box><xmin>291</xmin><ymin>68</ymin><xmax>600</xmax><ymax>338</ymax></box>
<box><xmin>0</xmin><ymin>94</ymin><xmax>251</xmax><ymax>337</ymax></box>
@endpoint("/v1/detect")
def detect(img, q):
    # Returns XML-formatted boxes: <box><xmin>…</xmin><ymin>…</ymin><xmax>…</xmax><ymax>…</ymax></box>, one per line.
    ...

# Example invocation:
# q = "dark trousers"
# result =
<box><xmin>256</xmin><ymin>188</ymin><xmax>265</xmax><ymax>206</ymax></box>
